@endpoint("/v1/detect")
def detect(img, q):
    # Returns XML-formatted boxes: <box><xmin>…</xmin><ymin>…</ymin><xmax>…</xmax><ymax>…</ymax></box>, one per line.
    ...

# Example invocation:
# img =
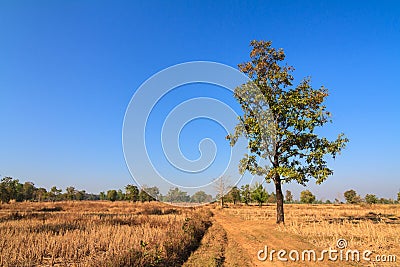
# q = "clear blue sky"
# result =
<box><xmin>1</xmin><ymin>0</ymin><xmax>399</xmax><ymax>200</ymax></box>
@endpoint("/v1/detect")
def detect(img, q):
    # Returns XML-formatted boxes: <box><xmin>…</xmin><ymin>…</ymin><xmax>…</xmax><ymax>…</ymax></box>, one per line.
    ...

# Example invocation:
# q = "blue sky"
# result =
<box><xmin>1</xmin><ymin>0</ymin><xmax>399</xmax><ymax>200</ymax></box>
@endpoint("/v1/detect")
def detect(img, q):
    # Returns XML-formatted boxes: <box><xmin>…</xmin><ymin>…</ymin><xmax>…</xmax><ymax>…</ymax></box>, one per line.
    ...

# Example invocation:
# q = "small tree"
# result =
<box><xmin>139</xmin><ymin>187</ymin><xmax>157</xmax><ymax>202</ymax></box>
<box><xmin>22</xmin><ymin>182</ymin><xmax>36</xmax><ymax>201</ymax></box>
<box><xmin>144</xmin><ymin>186</ymin><xmax>160</xmax><ymax>201</ymax></box>
<box><xmin>267</xmin><ymin>192</ymin><xmax>276</xmax><ymax>203</ymax></box>
<box><xmin>75</xmin><ymin>190</ymin><xmax>85</xmax><ymax>201</ymax></box>
<box><xmin>240</xmin><ymin>184</ymin><xmax>252</xmax><ymax>205</ymax></box>
<box><xmin>139</xmin><ymin>189</ymin><xmax>149</xmax><ymax>202</ymax></box>
<box><xmin>300</xmin><ymin>190</ymin><xmax>316</xmax><ymax>204</ymax></box>
<box><xmin>191</xmin><ymin>190</ymin><xmax>213</xmax><ymax>203</ymax></box>
<box><xmin>344</xmin><ymin>189</ymin><xmax>361</xmax><ymax>204</ymax></box>
<box><xmin>0</xmin><ymin>177</ymin><xmax>23</xmax><ymax>203</ymax></box>
<box><xmin>65</xmin><ymin>186</ymin><xmax>76</xmax><ymax>201</ymax></box>
<box><xmin>365</xmin><ymin>194</ymin><xmax>378</xmax><ymax>204</ymax></box>
<box><xmin>0</xmin><ymin>177</ymin><xmax>13</xmax><ymax>203</ymax></box>
<box><xmin>49</xmin><ymin>186</ymin><xmax>62</xmax><ymax>201</ymax></box>
<box><xmin>251</xmin><ymin>183</ymin><xmax>268</xmax><ymax>207</ymax></box>
<box><xmin>378</xmin><ymin>198</ymin><xmax>391</xmax><ymax>204</ymax></box>
<box><xmin>285</xmin><ymin>190</ymin><xmax>293</xmax><ymax>203</ymax></box>
<box><xmin>34</xmin><ymin>187</ymin><xmax>48</xmax><ymax>202</ymax></box>
<box><xmin>228</xmin><ymin>186</ymin><xmax>241</xmax><ymax>204</ymax></box>
<box><xmin>164</xmin><ymin>187</ymin><xmax>190</xmax><ymax>203</ymax></box>
<box><xmin>397</xmin><ymin>191</ymin><xmax>400</xmax><ymax>202</ymax></box>
<box><xmin>107</xmin><ymin>190</ymin><xmax>118</xmax><ymax>202</ymax></box>
<box><xmin>125</xmin><ymin>184</ymin><xmax>139</xmax><ymax>202</ymax></box>
<box><xmin>213</xmin><ymin>176</ymin><xmax>231</xmax><ymax>207</ymax></box>
<box><xmin>117</xmin><ymin>189</ymin><xmax>125</xmax><ymax>201</ymax></box>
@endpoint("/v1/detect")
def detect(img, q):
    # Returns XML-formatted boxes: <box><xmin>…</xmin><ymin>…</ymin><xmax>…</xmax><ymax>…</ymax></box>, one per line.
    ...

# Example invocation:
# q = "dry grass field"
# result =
<box><xmin>0</xmin><ymin>201</ymin><xmax>212</xmax><ymax>267</ymax></box>
<box><xmin>219</xmin><ymin>204</ymin><xmax>400</xmax><ymax>266</ymax></box>
<box><xmin>1</xmin><ymin>202</ymin><xmax>399</xmax><ymax>266</ymax></box>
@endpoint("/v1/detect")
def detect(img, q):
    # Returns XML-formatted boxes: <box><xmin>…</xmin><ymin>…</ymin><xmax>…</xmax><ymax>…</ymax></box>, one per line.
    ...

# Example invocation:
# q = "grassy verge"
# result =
<box><xmin>183</xmin><ymin>217</ymin><xmax>227</xmax><ymax>267</ymax></box>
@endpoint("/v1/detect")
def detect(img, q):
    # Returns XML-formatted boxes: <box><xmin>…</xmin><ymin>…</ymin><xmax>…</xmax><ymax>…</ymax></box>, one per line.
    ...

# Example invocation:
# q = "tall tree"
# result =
<box><xmin>228</xmin><ymin>40</ymin><xmax>348</xmax><ymax>223</ymax></box>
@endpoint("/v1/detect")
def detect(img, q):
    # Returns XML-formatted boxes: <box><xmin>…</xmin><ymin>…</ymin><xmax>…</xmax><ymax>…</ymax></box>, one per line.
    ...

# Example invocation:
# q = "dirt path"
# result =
<box><xmin>213</xmin><ymin>209</ymin><xmax>342</xmax><ymax>267</ymax></box>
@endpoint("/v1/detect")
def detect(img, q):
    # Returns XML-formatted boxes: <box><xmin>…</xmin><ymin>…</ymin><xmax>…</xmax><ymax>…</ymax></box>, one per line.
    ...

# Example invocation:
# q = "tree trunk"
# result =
<box><xmin>274</xmin><ymin>179</ymin><xmax>285</xmax><ymax>224</ymax></box>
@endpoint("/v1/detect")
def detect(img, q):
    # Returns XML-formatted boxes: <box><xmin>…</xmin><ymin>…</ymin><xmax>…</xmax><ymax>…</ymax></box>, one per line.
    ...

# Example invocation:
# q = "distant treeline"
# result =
<box><xmin>0</xmin><ymin>177</ymin><xmax>399</xmax><ymax>205</ymax></box>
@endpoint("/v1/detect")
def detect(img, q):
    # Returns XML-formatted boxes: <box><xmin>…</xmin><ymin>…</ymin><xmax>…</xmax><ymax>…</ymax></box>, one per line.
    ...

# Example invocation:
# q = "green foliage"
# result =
<box><xmin>398</xmin><ymin>191</ymin><xmax>400</xmax><ymax>202</ymax></box>
<box><xmin>164</xmin><ymin>187</ymin><xmax>190</xmax><ymax>203</ymax></box>
<box><xmin>365</xmin><ymin>194</ymin><xmax>378</xmax><ymax>204</ymax></box>
<box><xmin>344</xmin><ymin>189</ymin><xmax>362</xmax><ymax>204</ymax></box>
<box><xmin>106</xmin><ymin>190</ymin><xmax>118</xmax><ymax>202</ymax></box>
<box><xmin>251</xmin><ymin>183</ymin><xmax>268</xmax><ymax>206</ymax></box>
<box><xmin>65</xmin><ymin>186</ymin><xmax>76</xmax><ymax>200</ymax></box>
<box><xmin>0</xmin><ymin>177</ymin><xmax>14</xmax><ymax>203</ymax></box>
<box><xmin>228</xmin><ymin>40</ymin><xmax>348</xmax><ymax>222</ymax></box>
<box><xmin>125</xmin><ymin>184</ymin><xmax>139</xmax><ymax>202</ymax></box>
<box><xmin>227</xmin><ymin>186</ymin><xmax>241</xmax><ymax>204</ymax></box>
<box><xmin>117</xmin><ymin>189</ymin><xmax>125</xmax><ymax>201</ymax></box>
<box><xmin>300</xmin><ymin>190</ymin><xmax>316</xmax><ymax>204</ymax></box>
<box><xmin>75</xmin><ymin>190</ymin><xmax>85</xmax><ymax>201</ymax></box>
<box><xmin>191</xmin><ymin>190</ymin><xmax>213</xmax><ymax>203</ymax></box>
<box><xmin>378</xmin><ymin>197</ymin><xmax>394</xmax><ymax>204</ymax></box>
<box><xmin>228</xmin><ymin>40</ymin><xmax>348</xmax><ymax>185</ymax></box>
<box><xmin>145</xmin><ymin>186</ymin><xmax>160</xmax><ymax>201</ymax></box>
<box><xmin>49</xmin><ymin>186</ymin><xmax>62</xmax><ymax>201</ymax></box>
<box><xmin>22</xmin><ymin>182</ymin><xmax>36</xmax><ymax>200</ymax></box>
<box><xmin>240</xmin><ymin>184</ymin><xmax>251</xmax><ymax>205</ymax></box>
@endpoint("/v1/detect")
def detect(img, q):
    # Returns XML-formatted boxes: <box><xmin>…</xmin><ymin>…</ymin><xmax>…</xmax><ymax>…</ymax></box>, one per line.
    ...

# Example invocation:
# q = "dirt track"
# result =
<box><xmin>213</xmin><ymin>210</ymin><xmax>346</xmax><ymax>267</ymax></box>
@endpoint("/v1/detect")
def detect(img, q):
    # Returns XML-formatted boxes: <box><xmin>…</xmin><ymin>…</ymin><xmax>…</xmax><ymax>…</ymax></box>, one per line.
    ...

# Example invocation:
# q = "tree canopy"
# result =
<box><xmin>228</xmin><ymin>40</ymin><xmax>348</xmax><ymax>223</ymax></box>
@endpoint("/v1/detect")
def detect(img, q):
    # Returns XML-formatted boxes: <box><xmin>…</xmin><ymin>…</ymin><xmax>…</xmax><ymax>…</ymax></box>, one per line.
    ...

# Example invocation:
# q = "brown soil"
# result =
<box><xmin>213</xmin><ymin>209</ymin><xmax>346</xmax><ymax>267</ymax></box>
